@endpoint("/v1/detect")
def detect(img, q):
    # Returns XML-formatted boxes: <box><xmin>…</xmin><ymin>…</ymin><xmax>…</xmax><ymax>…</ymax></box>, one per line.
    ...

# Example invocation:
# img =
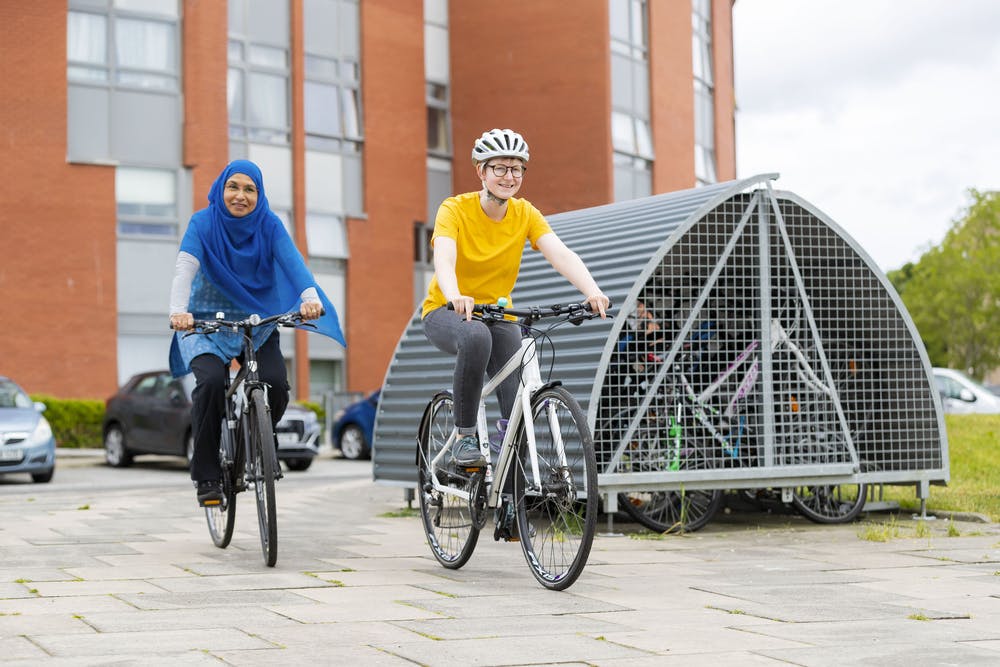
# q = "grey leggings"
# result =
<box><xmin>422</xmin><ymin>306</ymin><xmax>523</xmax><ymax>431</ymax></box>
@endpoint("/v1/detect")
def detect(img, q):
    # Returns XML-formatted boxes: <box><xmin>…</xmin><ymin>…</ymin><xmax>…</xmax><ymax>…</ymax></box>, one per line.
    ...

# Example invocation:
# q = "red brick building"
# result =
<box><xmin>0</xmin><ymin>0</ymin><xmax>735</xmax><ymax>401</ymax></box>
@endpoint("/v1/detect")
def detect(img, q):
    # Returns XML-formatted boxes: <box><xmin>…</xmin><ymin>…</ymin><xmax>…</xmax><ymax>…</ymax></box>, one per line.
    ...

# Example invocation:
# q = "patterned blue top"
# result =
<box><xmin>175</xmin><ymin>271</ymin><xmax>279</xmax><ymax>368</ymax></box>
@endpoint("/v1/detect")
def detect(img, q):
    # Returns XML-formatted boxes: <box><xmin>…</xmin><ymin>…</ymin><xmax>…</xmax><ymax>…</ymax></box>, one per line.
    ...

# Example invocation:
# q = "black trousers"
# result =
<box><xmin>189</xmin><ymin>331</ymin><xmax>290</xmax><ymax>482</ymax></box>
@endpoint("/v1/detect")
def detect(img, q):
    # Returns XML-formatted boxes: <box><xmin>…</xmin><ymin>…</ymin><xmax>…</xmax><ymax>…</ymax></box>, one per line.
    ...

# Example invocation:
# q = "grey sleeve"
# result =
<box><xmin>300</xmin><ymin>287</ymin><xmax>320</xmax><ymax>303</ymax></box>
<box><xmin>170</xmin><ymin>251</ymin><xmax>200</xmax><ymax>314</ymax></box>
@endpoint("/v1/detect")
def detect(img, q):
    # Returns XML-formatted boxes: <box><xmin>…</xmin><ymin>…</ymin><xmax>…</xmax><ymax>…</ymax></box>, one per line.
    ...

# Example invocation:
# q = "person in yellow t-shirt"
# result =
<box><xmin>421</xmin><ymin>128</ymin><xmax>610</xmax><ymax>468</ymax></box>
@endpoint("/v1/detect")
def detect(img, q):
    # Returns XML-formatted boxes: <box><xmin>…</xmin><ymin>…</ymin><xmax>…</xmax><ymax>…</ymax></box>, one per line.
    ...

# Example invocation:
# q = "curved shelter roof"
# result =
<box><xmin>373</xmin><ymin>175</ymin><xmax>948</xmax><ymax>495</ymax></box>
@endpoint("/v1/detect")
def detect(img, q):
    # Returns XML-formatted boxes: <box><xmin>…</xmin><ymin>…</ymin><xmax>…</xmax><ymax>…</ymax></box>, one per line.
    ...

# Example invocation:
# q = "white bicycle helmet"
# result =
<box><xmin>471</xmin><ymin>128</ymin><xmax>530</xmax><ymax>164</ymax></box>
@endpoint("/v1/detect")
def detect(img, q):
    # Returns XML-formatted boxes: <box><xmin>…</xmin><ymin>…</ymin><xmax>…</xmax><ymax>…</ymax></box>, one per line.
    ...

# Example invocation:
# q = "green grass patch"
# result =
<box><xmin>379</xmin><ymin>507</ymin><xmax>420</xmax><ymax>518</ymax></box>
<box><xmin>880</xmin><ymin>415</ymin><xmax>1000</xmax><ymax>522</ymax></box>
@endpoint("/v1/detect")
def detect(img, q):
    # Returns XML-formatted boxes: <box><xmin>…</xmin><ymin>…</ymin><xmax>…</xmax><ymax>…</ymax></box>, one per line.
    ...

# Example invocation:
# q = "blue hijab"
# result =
<box><xmin>169</xmin><ymin>160</ymin><xmax>345</xmax><ymax>375</ymax></box>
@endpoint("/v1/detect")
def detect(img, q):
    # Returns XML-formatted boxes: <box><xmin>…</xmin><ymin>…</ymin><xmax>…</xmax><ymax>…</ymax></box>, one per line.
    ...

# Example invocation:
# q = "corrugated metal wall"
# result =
<box><xmin>373</xmin><ymin>174</ymin><xmax>948</xmax><ymax>497</ymax></box>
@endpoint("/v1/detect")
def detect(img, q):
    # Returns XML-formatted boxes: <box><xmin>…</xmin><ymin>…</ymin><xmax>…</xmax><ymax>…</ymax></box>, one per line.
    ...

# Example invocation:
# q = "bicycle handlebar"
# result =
<box><xmin>179</xmin><ymin>310</ymin><xmax>321</xmax><ymax>335</ymax></box>
<box><xmin>447</xmin><ymin>300</ymin><xmax>612</xmax><ymax>326</ymax></box>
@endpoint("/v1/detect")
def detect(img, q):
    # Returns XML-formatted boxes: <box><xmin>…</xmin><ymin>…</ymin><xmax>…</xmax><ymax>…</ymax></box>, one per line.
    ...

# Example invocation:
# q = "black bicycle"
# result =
<box><xmin>186</xmin><ymin>311</ymin><xmax>313</xmax><ymax>567</ymax></box>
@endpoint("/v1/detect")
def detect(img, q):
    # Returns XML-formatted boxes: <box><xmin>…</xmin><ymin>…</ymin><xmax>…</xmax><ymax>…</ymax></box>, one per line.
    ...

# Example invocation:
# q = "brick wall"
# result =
<box><xmin>0</xmin><ymin>1</ymin><xmax>118</xmax><ymax>398</ymax></box>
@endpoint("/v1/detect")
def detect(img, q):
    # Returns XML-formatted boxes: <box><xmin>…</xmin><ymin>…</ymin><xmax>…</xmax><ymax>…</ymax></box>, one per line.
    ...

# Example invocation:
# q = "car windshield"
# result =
<box><xmin>0</xmin><ymin>380</ymin><xmax>33</xmax><ymax>409</ymax></box>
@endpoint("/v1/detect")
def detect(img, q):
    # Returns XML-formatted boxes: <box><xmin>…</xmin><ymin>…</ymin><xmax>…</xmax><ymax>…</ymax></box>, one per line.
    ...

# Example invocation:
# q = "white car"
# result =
<box><xmin>932</xmin><ymin>367</ymin><xmax>1000</xmax><ymax>414</ymax></box>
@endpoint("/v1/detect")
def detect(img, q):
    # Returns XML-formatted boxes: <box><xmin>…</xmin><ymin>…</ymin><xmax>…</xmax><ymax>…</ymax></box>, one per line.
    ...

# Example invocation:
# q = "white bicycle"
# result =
<box><xmin>416</xmin><ymin>300</ymin><xmax>606</xmax><ymax>591</ymax></box>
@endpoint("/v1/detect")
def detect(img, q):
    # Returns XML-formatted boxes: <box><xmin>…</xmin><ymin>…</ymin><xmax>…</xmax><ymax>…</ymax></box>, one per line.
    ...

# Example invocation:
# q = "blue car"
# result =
<box><xmin>332</xmin><ymin>390</ymin><xmax>379</xmax><ymax>460</ymax></box>
<box><xmin>0</xmin><ymin>376</ymin><xmax>56</xmax><ymax>483</ymax></box>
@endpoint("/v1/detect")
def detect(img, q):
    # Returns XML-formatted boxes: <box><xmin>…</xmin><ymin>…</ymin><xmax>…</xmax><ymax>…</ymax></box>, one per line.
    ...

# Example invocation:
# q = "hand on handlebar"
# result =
<box><xmin>299</xmin><ymin>301</ymin><xmax>324</xmax><ymax>321</ymax></box>
<box><xmin>584</xmin><ymin>292</ymin><xmax>610</xmax><ymax>319</ymax></box>
<box><xmin>170</xmin><ymin>312</ymin><xmax>194</xmax><ymax>331</ymax></box>
<box><xmin>449</xmin><ymin>296</ymin><xmax>476</xmax><ymax>321</ymax></box>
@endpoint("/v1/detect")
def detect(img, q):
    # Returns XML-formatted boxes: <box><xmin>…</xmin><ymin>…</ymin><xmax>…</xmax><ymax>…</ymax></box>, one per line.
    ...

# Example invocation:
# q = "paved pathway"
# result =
<box><xmin>1</xmin><ymin>451</ymin><xmax>999</xmax><ymax>665</ymax></box>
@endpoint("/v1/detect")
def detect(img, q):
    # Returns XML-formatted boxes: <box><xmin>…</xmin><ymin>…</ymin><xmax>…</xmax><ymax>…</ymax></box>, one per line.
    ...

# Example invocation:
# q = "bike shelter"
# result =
<box><xmin>373</xmin><ymin>174</ymin><xmax>948</xmax><ymax>521</ymax></box>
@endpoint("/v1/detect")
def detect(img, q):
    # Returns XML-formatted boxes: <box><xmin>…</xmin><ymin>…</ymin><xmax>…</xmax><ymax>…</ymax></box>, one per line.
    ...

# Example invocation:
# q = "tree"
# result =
<box><xmin>888</xmin><ymin>190</ymin><xmax>1000</xmax><ymax>380</ymax></box>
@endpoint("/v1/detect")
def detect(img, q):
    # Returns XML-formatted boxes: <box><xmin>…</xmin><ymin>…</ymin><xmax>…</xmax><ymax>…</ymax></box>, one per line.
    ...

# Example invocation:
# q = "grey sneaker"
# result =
<box><xmin>451</xmin><ymin>434</ymin><xmax>486</xmax><ymax>468</ymax></box>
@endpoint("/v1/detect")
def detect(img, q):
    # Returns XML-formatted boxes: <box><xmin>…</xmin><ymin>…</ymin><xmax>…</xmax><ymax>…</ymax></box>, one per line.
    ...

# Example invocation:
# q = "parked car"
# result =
<box><xmin>332</xmin><ymin>390</ymin><xmax>379</xmax><ymax>460</ymax></box>
<box><xmin>932</xmin><ymin>367</ymin><xmax>1000</xmax><ymax>415</ymax></box>
<box><xmin>0</xmin><ymin>376</ymin><xmax>56</xmax><ymax>483</ymax></box>
<box><xmin>103</xmin><ymin>370</ymin><xmax>321</xmax><ymax>471</ymax></box>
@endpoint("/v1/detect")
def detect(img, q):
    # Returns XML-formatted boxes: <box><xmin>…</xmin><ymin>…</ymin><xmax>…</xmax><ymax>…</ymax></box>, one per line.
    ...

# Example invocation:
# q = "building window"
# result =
<box><xmin>68</xmin><ymin>2</ymin><xmax>179</xmax><ymax>91</ymax></box>
<box><xmin>306</xmin><ymin>213</ymin><xmax>349</xmax><ymax>260</ymax></box>
<box><xmin>425</xmin><ymin>0</ymin><xmax>453</xmax><ymax>224</ymax></box>
<box><xmin>228</xmin><ymin>0</ymin><xmax>291</xmax><ymax>146</ymax></box>
<box><xmin>692</xmin><ymin>0</ymin><xmax>717</xmax><ymax>186</ymax></box>
<box><xmin>609</xmin><ymin>0</ymin><xmax>652</xmax><ymax>201</ymax></box>
<box><xmin>303</xmin><ymin>0</ymin><xmax>364</xmax><ymax>223</ymax></box>
<box><xmin>115</xmin><ymin>167</ymin><xmax>178</xmax><ymax>238</ymax></box>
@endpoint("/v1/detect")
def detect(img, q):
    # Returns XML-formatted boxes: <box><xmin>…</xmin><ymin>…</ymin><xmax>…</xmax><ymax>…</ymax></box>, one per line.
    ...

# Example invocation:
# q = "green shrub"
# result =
<box><xmin>294</xmin><ymin>400</ymin><xmax>325</xmax><ymax>424</ymax></box>
<box><xmin>30</xmin><ymin>395</ymin><xmax>104</xmax><ymax>449</ymax></box>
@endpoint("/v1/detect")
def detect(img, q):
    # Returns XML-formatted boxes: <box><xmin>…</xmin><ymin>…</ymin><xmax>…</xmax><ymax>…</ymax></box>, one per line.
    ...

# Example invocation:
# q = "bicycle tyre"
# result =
<box><xmin>618</xmin><ymin>488</ymin><xmax>724</xmax><ymax>533</ymax></box>
<box><xmin>513</xmin><ymin>386</ymin><xmax>597</xmax><ymax>591</ymax></box>
<box><xmin>791</xmin><ymin>483</ymin><xmax>867</xmax><ymax>524</ymax></box>
<box><xmin>416</xmin><ymin>391</ymin><xmax>479</xmax><ymax>569</ymax></box>
<box><xmin>249</xmin><ymin>388</ymin><xmax>278</xmax><ymax>567</ymax></box>
<box><xmin>205</xmin><ymin>421</ymin><xmax>237</xmax><ymax>548</ymax></box>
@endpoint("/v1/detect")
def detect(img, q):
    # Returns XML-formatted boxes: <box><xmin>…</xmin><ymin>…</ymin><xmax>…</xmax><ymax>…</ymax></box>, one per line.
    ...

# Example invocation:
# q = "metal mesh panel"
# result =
<box><xmin>593</xmin><ymin>188</ymin><xmax>946</xmax><ymax>488</ymax></box>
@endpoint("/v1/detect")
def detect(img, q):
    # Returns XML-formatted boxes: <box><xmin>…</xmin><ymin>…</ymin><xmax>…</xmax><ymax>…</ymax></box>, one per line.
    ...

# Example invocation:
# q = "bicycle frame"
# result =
<box><xmin>660</xmin><ymin>315</ymin><xmax>846</xmax><ymax>464</ymax></box>
<box><xmin>426</xmin><ymin>334</ymin><xmax>557</xmax><ymax>510</ymax></box>
<box><xmin>219</xmin><ymin>336</ymin><xmax>270</xmax><ymax>476</ymax></box>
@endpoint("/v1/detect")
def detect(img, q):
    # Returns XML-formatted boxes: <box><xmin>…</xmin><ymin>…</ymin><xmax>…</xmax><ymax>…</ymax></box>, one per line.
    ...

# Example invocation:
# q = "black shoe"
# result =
<box><xmin>196</xmin><ymin>480</ymin><xmax>223</xmax><ymax>507</ymax></box>
<box><xmin>450</xmin><ymin>434</ymin><xmax>486</xmax><ymax>468</ymax></box>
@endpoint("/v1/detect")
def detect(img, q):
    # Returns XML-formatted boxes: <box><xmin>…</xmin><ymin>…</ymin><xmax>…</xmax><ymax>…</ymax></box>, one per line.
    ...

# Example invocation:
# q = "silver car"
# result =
<box><xmin>932</xmin><ymin>367</ymin><xmax>1000</xmax><ymax>415</ymax></box>
<box><xmin>0</xmin><ymin>376</ymin><xmax>56</xmax><ymax>483</ymax></box>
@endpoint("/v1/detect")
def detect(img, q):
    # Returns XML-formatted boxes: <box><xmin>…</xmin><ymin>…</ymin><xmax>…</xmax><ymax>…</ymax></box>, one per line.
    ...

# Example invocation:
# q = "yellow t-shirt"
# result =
<box><xmin>421</xmin><ymin>191</ymin><xmax>553</xmax><ymax>318</ymax></box>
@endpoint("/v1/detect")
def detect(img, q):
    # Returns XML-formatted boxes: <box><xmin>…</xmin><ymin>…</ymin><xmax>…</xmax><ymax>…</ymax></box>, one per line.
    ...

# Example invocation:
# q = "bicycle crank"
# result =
<box><xmin>468</xmin><ymin>469</ymin><xmax>489</xmax><ymax>530</ymax></box>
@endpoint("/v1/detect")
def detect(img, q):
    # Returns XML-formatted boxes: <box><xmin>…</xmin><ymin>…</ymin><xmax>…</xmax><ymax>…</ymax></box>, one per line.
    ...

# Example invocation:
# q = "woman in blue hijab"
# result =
<box><xmin>169</xmin><ymin>160</ymin><xmax>345</xmax><ymax>506</ymax></box>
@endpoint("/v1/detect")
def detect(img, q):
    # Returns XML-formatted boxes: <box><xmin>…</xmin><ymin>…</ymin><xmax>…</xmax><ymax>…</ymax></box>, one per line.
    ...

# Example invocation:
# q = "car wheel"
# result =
<box><xmin>104</xmin><ymin>424</ymin><xmax>134</xmax><ymax>468</ymax></box>
<box><xmin>338</xmin><ymin>424</ymin><xmax>369</xmax><ymax>460</ymax></box>
<box><xmin>31</xmin><ymin>468</ymin><xmax>54</xmax><ymax>483</ymax></box>
<box><xmin>284</xmin><ymin>458</ymin><xmax>313</xmax><ymax>472</ymax></box>
<box><xmin>185</xmin><ymin>431</ymin><xmax>195</xmax><ymax>468</ymax></box>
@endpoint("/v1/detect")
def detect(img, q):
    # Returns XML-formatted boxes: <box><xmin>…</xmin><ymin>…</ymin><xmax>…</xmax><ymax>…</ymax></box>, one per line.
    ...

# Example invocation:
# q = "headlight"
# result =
<box><xmin>30</xmin><ymin>417</ymin><xmax>53</xmax><ymax>446</ymax></box>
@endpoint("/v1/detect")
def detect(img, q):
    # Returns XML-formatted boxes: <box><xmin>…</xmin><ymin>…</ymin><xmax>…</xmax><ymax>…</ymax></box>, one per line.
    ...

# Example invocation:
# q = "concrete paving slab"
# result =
<box><xmin>374</xmin><ymin>632</ymin><xmax>648</xmax><ymax>666</ymax></box>
<box><xmin>759</xmin><ymin>641</ymin><xmax>1000</xmax><ymax>666</ymax></box>
<box><xmin>0</xmin><ymin>636</ymin><xmax>49</xmax><ymax>661</ymax></box>
<box><xmin>29</xmin><ymin>628</ymin><xmax>274</xmax><ymax>657</ymax></box>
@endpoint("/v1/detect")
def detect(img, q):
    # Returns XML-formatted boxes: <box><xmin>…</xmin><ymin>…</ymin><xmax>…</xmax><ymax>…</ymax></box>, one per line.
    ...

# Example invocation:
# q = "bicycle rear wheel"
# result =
<box><xmin>618</xmin><ymin>488</ymin><xmax>723</xmax><ymax>533</ymax></box>
<box><xmin>792</xmin><ymin>483</ymin><xmax>867</xmax><ymax>523</ymax></box>
<box><xmin>206</xmin><ymin>420</ymin><xmax>237</xmax><ymax>548</ymax></box>
<box><xmin>416</xmin><ymin>391</ymin><xmax>479</xmax><ymax>569</ymax></box>
<box><xmin>248</xmin><ymin>388</ymin><xmax>278</xmax><ymax>566</ymax></box>
<box><xmin>513</xmin><ymin>386</ymin><xmax>597</xmax><ymax>591</ymax></box>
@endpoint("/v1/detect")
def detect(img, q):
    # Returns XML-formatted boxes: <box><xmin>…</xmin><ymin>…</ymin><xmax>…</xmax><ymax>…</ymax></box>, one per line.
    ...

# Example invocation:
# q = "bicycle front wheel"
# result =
<box><xmin>416</xmin><ymin>392</ymin><xmax>480</xmax><ymax>569</ymax></box>
<box><xmin>206</xmin><ymin>419</ymin><xmax>238</xmax><ymax>548</ymax></box>
<box><xmin>513</xmin><ymin>386</ymin><xmax>597</xmax><ymax>591</ymax></box>
<box><xmin>248</xmin><ymin>388</ymin><xmax>278</xmax><ymax>566</ymax></box>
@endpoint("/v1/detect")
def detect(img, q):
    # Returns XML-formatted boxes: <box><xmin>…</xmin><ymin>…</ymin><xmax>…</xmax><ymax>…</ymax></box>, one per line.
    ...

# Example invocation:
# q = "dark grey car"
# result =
<box><xmin>103</xmin><ymin>370</ymin><xmax>320</xmax><ymax>471</ymax></box>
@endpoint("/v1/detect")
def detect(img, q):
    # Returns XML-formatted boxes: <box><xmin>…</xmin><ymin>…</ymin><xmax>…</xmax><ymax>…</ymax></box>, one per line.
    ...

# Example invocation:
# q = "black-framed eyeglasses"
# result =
<box><xmin>485</xmin><ymin>163</ymin><xmax>525</xmax><ymax>178</ymax></box>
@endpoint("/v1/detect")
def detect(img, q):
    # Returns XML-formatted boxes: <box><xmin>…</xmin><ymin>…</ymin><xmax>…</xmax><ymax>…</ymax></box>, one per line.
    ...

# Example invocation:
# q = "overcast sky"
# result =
<box><xmin>732</xmin><ymin>0</ymin><xmax>1000</xmax><ymax>272</ymax></box>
